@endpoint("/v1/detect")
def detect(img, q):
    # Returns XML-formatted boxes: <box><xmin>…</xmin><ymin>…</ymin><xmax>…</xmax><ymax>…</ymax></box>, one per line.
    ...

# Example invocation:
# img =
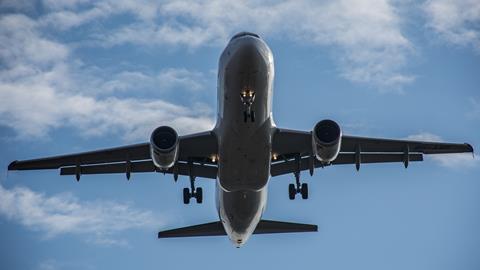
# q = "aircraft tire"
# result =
<box><xmin>196</xmin><ymin>187</ymin><xmax>203</xmax><ymax>204</ymax></box>
<box><xmin>183</xmin><ymin>188</ymin><xmax>190</xmax><ymax>204</ymax></box>
<box><xmin>288</xmin><ymin>184</ymin><xmax>296</xmax><ymax>200</ymax></box>
<box><xmin>301</xmin><ymin>183</ymin><xmax>308</xmax><ymax>199</ymax></box>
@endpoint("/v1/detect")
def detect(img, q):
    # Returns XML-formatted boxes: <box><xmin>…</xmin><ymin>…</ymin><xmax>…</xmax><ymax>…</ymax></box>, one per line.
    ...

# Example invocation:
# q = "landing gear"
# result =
<box><xmin>195</xmin><ymin>187</ymin><xmax>203</xmax><ymax>204</ymax></box>
<box><xmin>183</xmin><ymin>188</ymin><xmax>190</xmax><ymax>204</ymax></box>
<box><xmin>183</xmin><ymin>159</ymin><xmax>203</xmax><ymax>204</ymax></box>
<box><xmin>288</xmin><ymin>178</ymin><xmax>309</xmax><ymax>200</ymax></box>
<box><xmin>289</xmin><ymin>184</ymin><xmax>296</xmax><ymax>200</ymax></box>
<box><xmin>288</xmin><ymin>154</ymin><xmax>309</xmax><ymax>200</ymax></box>
<box><xmin>243</xmin><ymin>110</ymin><xmax>255</xmax><ymax>123</ymax></box>
<box><xmin>241</xmin><ymin>89</ymin><xmax>255</xmax><ymax>123</ymax></box>
<box><xmin>183</xmin><ymin>186</ymin><xmax>203</xmax><ymax>204</ymax></box>
<box><xmin>301</xmin><ymin>183</ymin><xmax>308</xmax><ymax>199</ymax></box>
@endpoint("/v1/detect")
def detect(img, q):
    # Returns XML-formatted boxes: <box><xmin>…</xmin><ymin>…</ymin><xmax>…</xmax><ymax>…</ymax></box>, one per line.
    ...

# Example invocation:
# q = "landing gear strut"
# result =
<box><xmin>288</xmin><ymin>154</ymin><xmax>308</xmax><ymax>200</ymax></box>
<box><xmin>243</xmin><ymin>110</ymin><xmax>255</xmax><ymax>123</ymax></box>
<box><xmin>241</xmin><ymin>90</ymin><xmax>255</xmax><ymax>123</ymax></box>
<box><xmin>183</xmin><ymin>159</ymin><xmax>203</xmax><ymax>204</ymax></box>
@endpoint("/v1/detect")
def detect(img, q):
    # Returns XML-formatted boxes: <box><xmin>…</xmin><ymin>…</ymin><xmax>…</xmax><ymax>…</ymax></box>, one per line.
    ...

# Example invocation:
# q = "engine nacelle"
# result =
<box><xmin>312</xmin><ymin>119</ymin><xmax>342</xmax><ymax>163</ymax></box>
<box><xmin>150</xmin><ymin>126</ymin><xmax>179</xmax><ymax>170</ymax></box>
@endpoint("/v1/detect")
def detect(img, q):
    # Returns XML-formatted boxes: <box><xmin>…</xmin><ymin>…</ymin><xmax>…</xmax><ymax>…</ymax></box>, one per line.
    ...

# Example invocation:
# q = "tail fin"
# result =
<box><xmin>158</xmin><ymin>220</ymin><xmax>317</xmax><ymax>238</ymax></box>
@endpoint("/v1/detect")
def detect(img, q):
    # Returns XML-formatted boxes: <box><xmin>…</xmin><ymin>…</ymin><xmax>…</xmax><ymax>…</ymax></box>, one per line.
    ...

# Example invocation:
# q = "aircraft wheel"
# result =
<box><xmin>243</xmin><ymin>111</ymin><xmax>248</xmax><ymax>123</ymax></box>
<box><xmin>301</xmin><ymin>183</ymin><xmax>308</xmax><ymax>199</ymax></box>
<box><xmin>196</xmin><ymin>187</ymin><xmax>203</xmax><ymax>204</ymax></box>
<box><xmin>250</xmin><ymin>111</ymin><xmax>255</xmax><ymax>122</ymax></box>
<box><xmin>183</xmin><ymin>188</ymin><xmax>190</xmax><ymax>204</ymax></box>
<box><xmin>288</xmin><ymin>184</ymin><xmax>296</xmax><ymax>200</ymax></box>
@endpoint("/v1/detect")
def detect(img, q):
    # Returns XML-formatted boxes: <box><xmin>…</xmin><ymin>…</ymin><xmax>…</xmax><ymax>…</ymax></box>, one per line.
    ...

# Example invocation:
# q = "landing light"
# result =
<box><xmin>241</xmin><ymin>90</ymin><xmax>254</xmax><ymax>98</ymax></box>
<box><xmin>272</xmin><ymin>153</ymin><xmax>278</xmax><ymax>161</ymax></box>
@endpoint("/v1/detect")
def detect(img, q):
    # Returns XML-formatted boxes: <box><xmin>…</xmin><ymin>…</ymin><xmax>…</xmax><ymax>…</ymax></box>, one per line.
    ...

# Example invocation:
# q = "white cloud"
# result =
<box><xmin>406</xmin><ymin>132</ymin><xmax>443</xmax><ymax>142</ymax></box>
<box><xmin>0</xmin><ymin>14</ymin><xmax>214</xmax><ymax>141</ymax></box>
<box><xmin>0</xmin><ymin>15</ymin><xmax>69</xmax><ymax>67</ymax></box>
<box><xmin>38</xmin><ymin>0</ymin><xmax>160</xmax><ymax>29</ymax></box>
<box><xmin>406</xmin><ymin>132</ymin><xmax>478</xmax><ymax>169</ymax></box>
<box><xmin>0</xmin><ymin>84</ymin><xmax>214</xmax><ymax>140</ymax></box>
<box><xmin>424</xmin><ymin>0</ymin><xmax>480</xmax><ymax>51</ymax></box>
<box><xmin>100</xmin><ymin>68</ymin><xmax>207</xmax><ymax>93</ymax></box>
<box><xmin>0</xmin><ymin>0</ymin><xmax>36</xmax><ymax>11</ymax></box>
<box><xmin>28</xmin><ymin>0</ymin><xmax>414</xmax><ymax>89</ymax></box>
<box><xmin>0</xmin><ymin>183</ymin><xmax>162</xmax><ymax>246</ymax></box>
<box><xmin>104</xmin><ymin>0</ymin><xmax>414</xmax><ymax>88</ymax></box>
<box><xmin>38</xmin><ymin>259</ymin><xmax>94</xmax><ymax>270</ymax></box>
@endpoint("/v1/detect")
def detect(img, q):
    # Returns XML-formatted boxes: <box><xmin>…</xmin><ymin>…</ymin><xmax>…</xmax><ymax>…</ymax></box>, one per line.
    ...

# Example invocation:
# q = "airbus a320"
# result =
<box><xmin>8</xmin><ymin>32</ymin><xmax>474</xmax><ymax>247</ymax></box>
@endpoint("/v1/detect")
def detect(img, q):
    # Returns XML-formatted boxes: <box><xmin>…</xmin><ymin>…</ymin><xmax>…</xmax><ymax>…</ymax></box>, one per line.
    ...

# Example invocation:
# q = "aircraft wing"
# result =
<box><xmin>271</xmin><ymin>128</ymin><xmax>474</xmax><ymax>177</ymax></box>
<box><xmin>8</xmin><ymin>131</ymin><xmax>218</xmax><ymax>180</ymax></box>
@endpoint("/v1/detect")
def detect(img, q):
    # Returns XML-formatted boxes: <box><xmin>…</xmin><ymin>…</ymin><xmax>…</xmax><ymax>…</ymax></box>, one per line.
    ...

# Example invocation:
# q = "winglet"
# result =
<box><xmin>8</xmin><ymin>160</ymin><xmax>18</xmax><ymax>171</ymax></box>
<box><xmin>466</xmin><ymin>143</ymin><xmax>474</xmax><ymax>158</ymax></box>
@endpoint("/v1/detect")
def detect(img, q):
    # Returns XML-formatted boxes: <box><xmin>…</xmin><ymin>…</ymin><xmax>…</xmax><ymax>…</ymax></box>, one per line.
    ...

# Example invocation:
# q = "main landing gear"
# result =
<box><xmin>289</xmin><ymin>175</ymin><xmax>308</xmax><ymax>200</ymax></box>
<box><xmin>183</xmin><ymin>159</ymin><xmax>203</xmax><ymax>204</ymax></box>
<box><xmin>241</xmin><ymin>90</ymin><xmax>255</xmax><ymax>123</ymax></box>
<box><xmin>289</xmin><ymin>154</ymin><xmax>308</xmax><ymax>200</ymax></box>
<box><xmin>183</xmin><ymin>187</ymin><xmax>202</xmax><ymax>204</ymax></box>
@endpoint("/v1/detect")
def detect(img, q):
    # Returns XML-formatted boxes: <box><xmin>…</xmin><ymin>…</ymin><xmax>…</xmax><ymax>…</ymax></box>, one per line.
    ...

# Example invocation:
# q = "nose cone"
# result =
<box><xmin>219</xmin><ymin>32</ymin><xmax>272</xmax><ymax>76</ymax></box>
<box><xmin>224</xmin><ymin>36</ymin><xmax>271</xmax><ymax>73</ymax></box>
<box><xmin>231</xmin><ymin>36</ymin><xmax>263</xmax><ymax>59</ymax></box>
<box><xmin>230</xmin><ymin>31</ymin><xmax>261</xmax><ymax>42</ymax></box>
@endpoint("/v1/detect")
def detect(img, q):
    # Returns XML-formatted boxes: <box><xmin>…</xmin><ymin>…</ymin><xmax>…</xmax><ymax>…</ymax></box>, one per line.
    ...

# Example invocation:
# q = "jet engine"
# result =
<box><xmin>312</xmin><ymin>120</ymin><xmax>342</xmax><ymax>163</ymax></box>
<box><xmin>150</xmin><ymin>126</ymin><xmax>179</xmax><ymax>170</ymax></box>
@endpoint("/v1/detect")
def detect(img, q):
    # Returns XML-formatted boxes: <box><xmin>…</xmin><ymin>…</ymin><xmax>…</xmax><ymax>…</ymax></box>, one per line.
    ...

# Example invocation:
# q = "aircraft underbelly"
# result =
<box><xmin>218</xmin><ymin>121</ymin><xmax>271</xmax><ymax>191</ymax></box>
<box><xmin>217</xmin><ymin>36</ymin><xmax>273</xmax><ymax>192</ymax></box>
<box><xmin>215</xmin><ymin>34</ymin><xmax>274</xmax><ymax>245</ymax></box>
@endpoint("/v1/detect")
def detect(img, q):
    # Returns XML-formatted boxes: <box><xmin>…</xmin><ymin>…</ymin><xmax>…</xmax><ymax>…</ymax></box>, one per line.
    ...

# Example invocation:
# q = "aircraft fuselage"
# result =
<box><xmin>214</xmin><ymin>33</ymin><xmax>275</xmax><ymax>247</ymax></box>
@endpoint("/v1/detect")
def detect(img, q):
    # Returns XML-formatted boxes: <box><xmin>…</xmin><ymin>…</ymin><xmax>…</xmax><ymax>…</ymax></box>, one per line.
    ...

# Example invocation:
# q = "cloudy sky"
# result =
<box><xmin>1</xmin><ymin>0</ymin><xmax>479</xmax><ymax>269</ymax></box>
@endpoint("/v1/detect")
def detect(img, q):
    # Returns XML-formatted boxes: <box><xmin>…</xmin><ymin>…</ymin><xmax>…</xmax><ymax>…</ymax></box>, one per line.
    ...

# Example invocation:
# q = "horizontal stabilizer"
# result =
<box><xmin>158</xmin><ymin>221</ymin><xmax>225</xmax><ymax>238</ymax></box>
<box><xmin>254</xmin><ymin>219</ymin><xmax>318</xmax><ymax>234</ymax></box>
<box><xmin>158</xmin><ymin>220</ymin><xmax>317</xmax><ymax>238</ymax></box>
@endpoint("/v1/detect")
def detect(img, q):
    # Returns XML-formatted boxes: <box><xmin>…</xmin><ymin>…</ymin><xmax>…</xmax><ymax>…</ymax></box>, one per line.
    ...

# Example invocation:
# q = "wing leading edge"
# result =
<box><xmin>271</xmin><ymin>128</ymin><xmax>473</xmax><ymax>177</ymax></box>
<box><xmin>8</xmin><ymin>131</ymin><xmax>218</xmax><ymax>180</ymax></box>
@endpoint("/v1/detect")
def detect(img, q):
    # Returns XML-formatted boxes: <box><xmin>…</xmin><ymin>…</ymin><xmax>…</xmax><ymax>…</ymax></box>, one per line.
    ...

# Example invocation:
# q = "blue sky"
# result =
<box><xmin>1</xmin><ymin>0</ymin><xmax>479</xmax><ymax>269</ymax></box>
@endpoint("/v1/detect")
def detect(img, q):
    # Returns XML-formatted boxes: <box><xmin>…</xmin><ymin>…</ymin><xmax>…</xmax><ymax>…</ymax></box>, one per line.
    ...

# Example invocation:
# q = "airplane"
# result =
<box><xmin>8</xmin><ymin>31</ymin><xmax>474</xmax><ymax>247</ymax></box>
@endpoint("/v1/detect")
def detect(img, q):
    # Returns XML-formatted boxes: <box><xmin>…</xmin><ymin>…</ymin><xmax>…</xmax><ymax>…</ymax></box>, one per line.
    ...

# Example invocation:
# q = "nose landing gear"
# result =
<box><xmin>243</xmin><ymin>110</ymin><xmax>255</xmax><ymax>123</ymax></box>
<box><xmin>241</xmin><ymin>90</ymin><xmax>255</xmax><ymax>123</ymax></box>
